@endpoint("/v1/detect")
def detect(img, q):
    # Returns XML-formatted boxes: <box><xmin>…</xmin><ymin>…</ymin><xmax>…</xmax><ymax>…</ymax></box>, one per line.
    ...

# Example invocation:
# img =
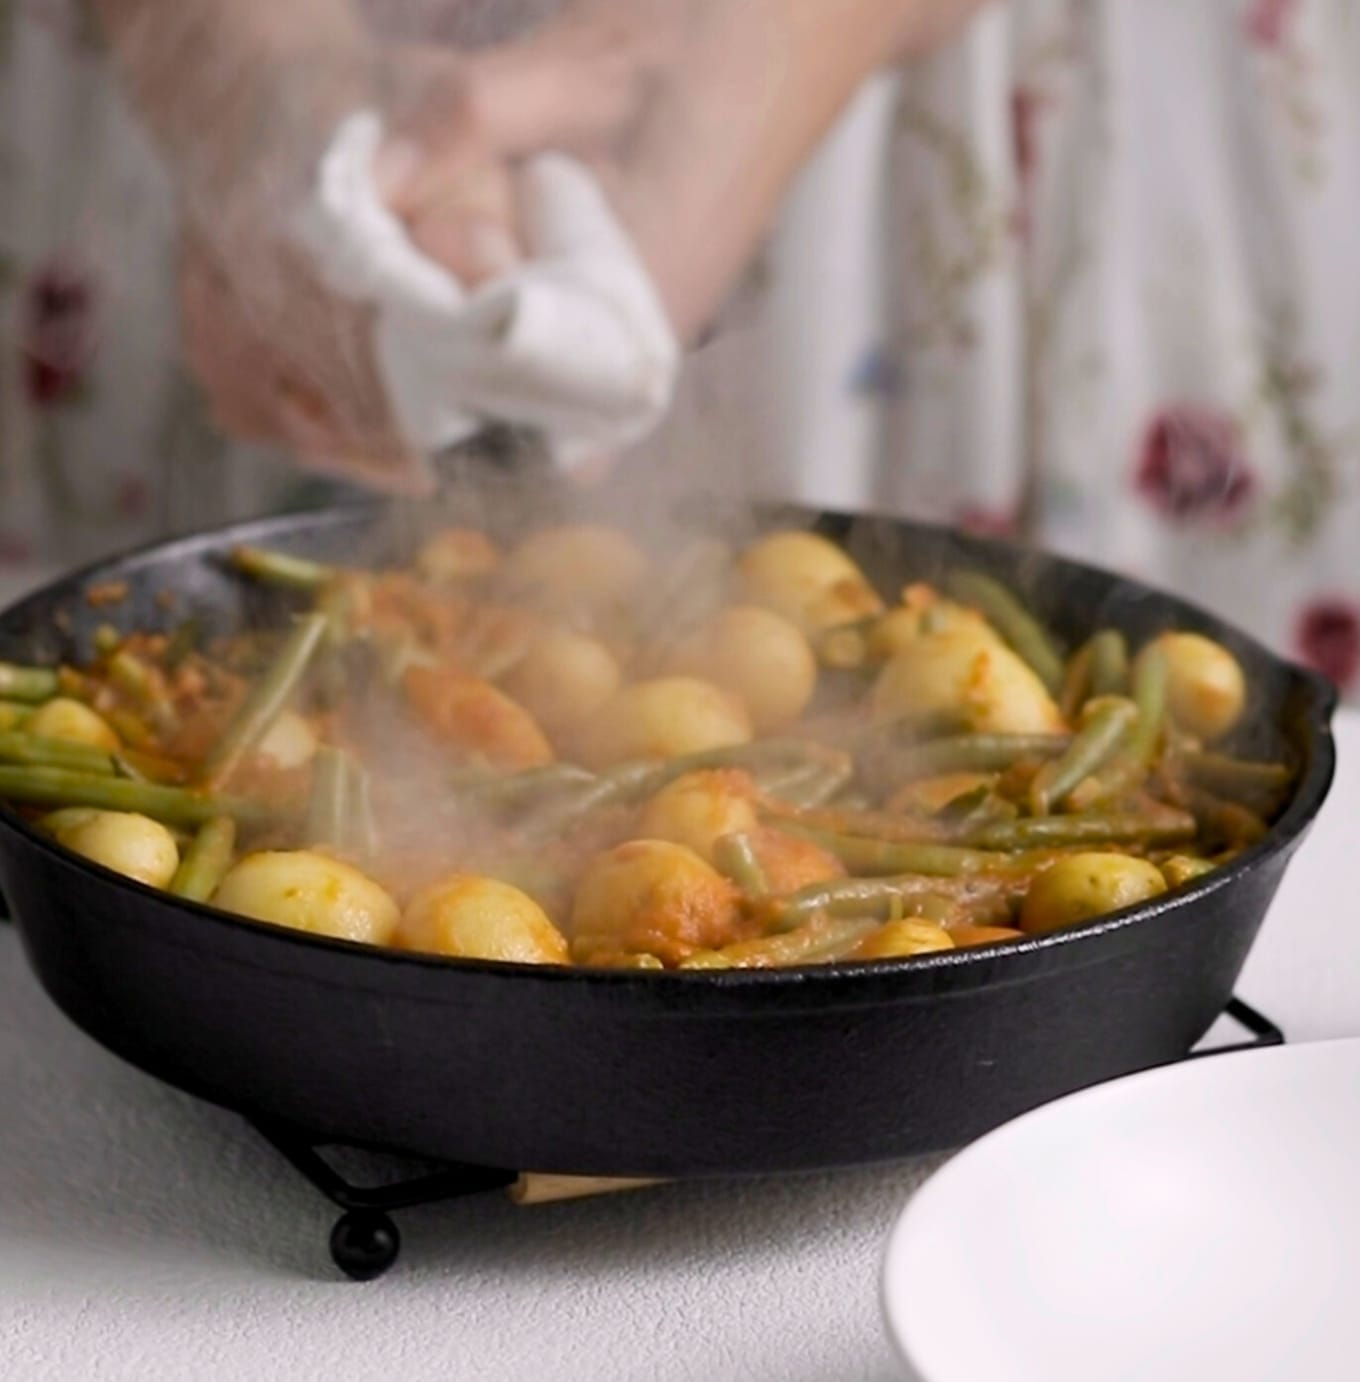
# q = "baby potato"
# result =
<box><xmin>580</xmin><ymin>677</ymin><xmax>752</xmax><ymax>768</ymax></box>
<box><xmin>636</xmin><ymin>770</ymin><xmax>760</xmax><ymax>863</ymax></box>
<box><xmin>950</xmin><ymin>925</ymin><xmax>1025</xmax><ymax>948</ymax></box>
<box><xmin>851</xmin><ymin>920</ymin><xmax>956</xmax><ymax>961</ymax></box>
<box><xmin>415</xmin><ymin>527</ymin><xmax>501</xmax><ymax>584</ymax></box>
<box><xmin>867</xmin><ymin>588</ymin><xmax>1005</xmax><ymax>663</ymax></box>
<box><xmin>1143</xmin><ymin>632</ymin><xmax>1246</xmax><ymax>742</ymax></box>
<box><xmin>570</xmin><ymin>839</ymin><xmax>742</xmax><ymax>964</ymax></box>
<box><xmin>739</xmin><ymin>531</ymin><xmax>884</xmax><ymax>635</ymax></box>
<box><xmin>872</xmin><ymin>626</ymin><xmax>1063</xmax><ymax>735</ymax></box>
<box><xmin>399</xmin><ymin>875</ymin><xmax>569</xmax><ymax>964</ymax></box>
<box><xmin>45</xmin><ymin>808</ymin><xmax>179</xmax><ymax>888</ymax></box>
<box><xmin>503</xmin><ymin>524</ymin><xmax>648</xmax><ymax>616</ymax></box>
<box><xmin>666</xmin><ymin>606</ymin><xmax>817</xmax><ymax>733</ymax></box>
<box><xmin>256</xmin><ymin>710</ymin><xmax>318</xmax><ymax>771</ymax></box>
<box><xmin>749</xmin><ymin>826</ymin><xmax>845</xmax><ymax>894</ymax></box>
<box><xmin>1019</xmin><ymin>853</ymin><xmax>1166</xmax><ymax>934</ymax></box>
<box><xmin>26</xmin><ymin>697</ymin><xmax>119</xmax><ymax>751</ymax></box>
<box><xmin>403</xmin><ymin>665</ymin><xmax>554</xmax><ymax>770</ymax></box>
<box><xmin>212</xmin><ymin>850</ymin><xmax>400</xmax><ymax>946</ymax></box>
<box><xmin>503</xmin><ymin>628</ymin><xmax>622</xmax><ymax>737</ymax></box>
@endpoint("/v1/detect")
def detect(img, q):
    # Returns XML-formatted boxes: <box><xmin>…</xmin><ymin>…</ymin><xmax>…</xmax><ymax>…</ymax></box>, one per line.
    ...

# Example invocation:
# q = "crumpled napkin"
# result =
<box><xmin>292</xmin><ymin>111</ymin><xmax>679</xmax><ymax>480</ymax></box>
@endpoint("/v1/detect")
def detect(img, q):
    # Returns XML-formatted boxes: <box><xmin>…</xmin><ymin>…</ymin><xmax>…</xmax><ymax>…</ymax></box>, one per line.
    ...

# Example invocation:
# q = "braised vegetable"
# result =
<box><xmin>0</xmin><ymin>521</ymin><xmax>1296</xmax><ymax>971</ymax></box>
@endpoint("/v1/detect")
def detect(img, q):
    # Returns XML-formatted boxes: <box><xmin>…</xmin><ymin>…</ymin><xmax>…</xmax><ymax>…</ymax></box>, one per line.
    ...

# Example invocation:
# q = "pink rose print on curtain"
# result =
<box><xmin>954</xmin><ymin>504</ymin><xmax>1021</xmax><ymax>539</ymax></box>
<box><xmin>1245</xmin><ymin>0</ymin><xmax>1302</xmax><ymax>48</ymax></box>
<box><xmin>1294</xmin><ymin>598</ymin><xmax>1360</xmax><ymax>692</ymax></box>
<box><xmin>20</xmin><ymin>258</ymin><xmax>98</xmax><ymax>408</ymax></box>
<box><xmin>1133</xmin><ymin>405</ymin><xmax>1256</xmax><ymax>525</ymax></box>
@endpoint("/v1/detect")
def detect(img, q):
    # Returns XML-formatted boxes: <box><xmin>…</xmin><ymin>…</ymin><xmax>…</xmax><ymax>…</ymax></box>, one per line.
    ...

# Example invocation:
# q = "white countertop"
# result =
<box><xmin>0</xmin><ymin>717</ymin><xmax>1356</xmax><ymax>1382</ymax></box>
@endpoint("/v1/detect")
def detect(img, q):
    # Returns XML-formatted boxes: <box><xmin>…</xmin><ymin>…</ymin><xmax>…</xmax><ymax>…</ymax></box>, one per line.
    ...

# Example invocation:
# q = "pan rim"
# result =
<box><xmin>0</xmin><ymin>503</ymin><xmax>1338</xmax><ymax>998</ymax></box>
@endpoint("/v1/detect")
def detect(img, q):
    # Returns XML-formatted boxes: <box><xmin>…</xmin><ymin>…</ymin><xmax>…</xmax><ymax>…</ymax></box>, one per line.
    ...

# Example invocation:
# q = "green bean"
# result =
<box><xmin>1186</xmin><ymin>789</ymin><xmax>1269</xmax><ymax>850</ymax></box>
<box><xmin>1058</xmin><ymin>643</ymin><xmax>1094</xmax><ymax>724</ymax></box>
<box><xmin>943</xmin><ymin>571</ymin><xmax>1066</xmax><ymax>692</ymax></box>
<box><xmin>516</xmin><ymin>762</ymin><xmax>660</xmax><ymax>842</ymax></box>
<box><xmin>664</xmin><ymin>739</ymin><xmax>848</xmax><ymax>781</ymax></box>
<box><xmin>305</xmin><ymin>747</ymin><xmax>350</xmax><ymax>850</ymax></box>
<box><xmin>0</xmin><ymin>766</ymin><xmax>272</xmax><ymax>828</ymax></box>
<box><xmin>774</xmin><ymin>821</ymin><xmax>1011</xmax><ymax>877</ymax></box>
<box><xmin>769</xmin><ymin>874</ymin><xmax>1022</xmax><ymax>930</ymax></box>
<box><xmin>169</xmin><ymin>816</ymin><xmax>237</xmax><ymax>902</ymax></box>
<box><xmin>228</xmin><ymin>545</ymin><xmax>334</xmax><ymax>593</ymax></box>
<box><xmin>718</xmin><ymin>917</ymin><xmax>880</xmax><ymax>968</ymax></box>
<box><xmin>202</xmin><ymin>613</ymin><xmax>328</xmax><ymax>788</ymax></box>
<box><xmin>1067</xmin><ymin>648</ymin><xmax>1168</xmax><ymax>809</ymax></box>
<box><xmin>164</xmin><ymin>618</ymin><xmax>202</xmax><ymax>671</ymax></box>
<box><xmin>1030</xmin><ymin>696</ymin><xmax>1138</xmax><ymax>815</ymax></box>
<box><xmin>1088</xmin><ymin>630</ymin><xmax>1130</xmax><ymax>697</ymax></box>
<box><xmin>964</xmin><ymin>807</ymin><xmax>1195</xmax><ymax>852</ymax></box>
<box><xmin>875</xmin><ymin>733</ymin><xmax>1070</xmax><ymax>781</ymax></box>
<box><xmin>0</xmin><ymin>662</ymin><xmax>59</xmax><ymax>704</ymax></box>
<box><xmin>0</xmin><ymin>731</ymin><xmax>116</xmax><ymax>776</ymax></box>
<box><xmin>349</xmin><ymin>759</ymin><xmax>380</xmax><ymax>863</ymax></box>
<box><xmin>0</xmin><ymin>702</ymin><xmax>31</xmax><ymax>732</ymax></box>
<box><xmin>1181</xmin><ymin>752</ymin><xmax>1293</xmax><ymax>811</ymax></box>
<box><xmin>855</xmin><ymin>709</ymin><xmax>976</xmax><ymax>749</ymax></box>
<box><xmin>713</xmin><ymin>833</ymin><xmax>769</xmax><ymax>897</ymax></box>
<box><xmin>771</xmin><ymin>761</ymin><xmax>854</xmax><ymax>809</ymax></box>
<box><xmin>108</xmin><ymin>649</ymin><xmax>178</xmax><ymax>738</ymax></box>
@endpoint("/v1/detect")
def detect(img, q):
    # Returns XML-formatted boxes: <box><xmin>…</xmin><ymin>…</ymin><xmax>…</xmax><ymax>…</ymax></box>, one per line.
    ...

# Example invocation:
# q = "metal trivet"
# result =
<box><xmin>252</xmin><ymin>994</ymin><xmax>1284</xmax><ymax>1282</ymax></box>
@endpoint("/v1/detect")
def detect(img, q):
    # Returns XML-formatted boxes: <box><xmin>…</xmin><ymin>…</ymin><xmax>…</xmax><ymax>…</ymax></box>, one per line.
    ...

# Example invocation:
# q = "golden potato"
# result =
<box><xmin>1143</xmin><ymin>632</ymin><xmax>1246</xmax><ymax>742</ymax></box>
<box><xmin>866</xmin><ymin>588</ymin><xmax>1005</xmax><ymax>662</ymax></box>
<box><xmin>570</xmin><ymin>839</ymin><xmax>742</xmax><ymax>964</ymax></box>
<box><xmin>950</xmin><ymin>925</ymin><xmax>1025</xmax><ymax>948</ymax></box>
<box><xmin>26</xmin><ymin>697</ymin><xmax>119</xmax><ymax>751</ymax></box>
<box><xmin>580</xmin><ymin>677</ymin><xmax>752</xmax><ymax>768</ymax></box>
<box><xmin>403</xmin><ymin>665</ymin><xmax>554</xmax><ymax>769</ymax></box>
<box><xmin>399</xmin><ymin>875</ymin><xmax>569</xmax><ymax>964</ymax></box>
<box><xmin>872</xmin><ymin>626</ymin><xmax>1063</xmax><ymax>734</ymax></box>
<box><xmin>503</xmin><ymin>524</ymin><xmax>648</xmax><ymax>616</ymax></box>
<box><xmin>666</xmin><ymin>606</ymin><xmax>817</xmax><ymax>733</ymax></box>
<box><xmin>503</xmin><ymin>628</ymin><xmax>622</xmax><ymax>737</ymax></box>
<box><xmin>636</xmin><ymin>770</ymin><xmax>760</xmax><ymax>863</ymax></box>
<box><xmin>738</xmin><ymin>531</ymin><xmax>884</xmax><ymax>634</ymax></box>
<box><xmin>256</xmin><ymin>710</ymin><xmax>318</xmax><ymax>771</ymax></box>
<box><xmin>212</xmin><ymin>850</ymin><xmax>400</xmax><ymax>946</ymax></box>
<box><xmin>851</xmin><ymin>920</ymin><xmax>955</xmax><ymax>961</ymax></box>
<box><xmin>415</xmin><ymin>527</ymin><xmax>501</xmax><ymax>584</ymax></box>
<box><xmin>45</xmin><ymin>808</ymin><xmax>179</xmax><ymax>888</ymax></box>
<box><xmin>749</xmin><ymin>826</ymin><xmax>845</xmax><ymax>894</ymax></box>
<box><xmin>1019</xmin><ymin>853</ymin><xmax>1166</xmax><ymax>934</ymax></box>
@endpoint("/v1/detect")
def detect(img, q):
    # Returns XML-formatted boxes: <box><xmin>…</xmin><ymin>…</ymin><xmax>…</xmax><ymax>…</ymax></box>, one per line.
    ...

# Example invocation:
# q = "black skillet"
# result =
<box><xmin>0</xmin><ymin>503</ymin><xmax>1337</xmax><ymax>1178</ymax></box>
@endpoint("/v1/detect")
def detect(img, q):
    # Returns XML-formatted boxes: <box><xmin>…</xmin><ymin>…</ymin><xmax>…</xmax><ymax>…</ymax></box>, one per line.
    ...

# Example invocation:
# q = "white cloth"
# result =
<box><xmin>293</xmin><ymin>112</ymin><xmax>679</xmax><ymax>476</ymax></box>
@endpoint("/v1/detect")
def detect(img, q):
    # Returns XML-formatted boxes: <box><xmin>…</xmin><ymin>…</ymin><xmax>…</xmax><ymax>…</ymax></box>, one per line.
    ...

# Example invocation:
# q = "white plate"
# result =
<box><xmin>882</xmin><ymin>1039</ymin><xmax>1360</xmax><ymax>1382</ymax></box>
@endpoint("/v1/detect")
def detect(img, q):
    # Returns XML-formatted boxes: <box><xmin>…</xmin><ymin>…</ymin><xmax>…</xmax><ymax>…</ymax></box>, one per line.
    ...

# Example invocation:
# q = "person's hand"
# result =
<box><xmin>176</xmin><ymin>22</ymin><xmax>674</xmax><ymax>491</ymax></box>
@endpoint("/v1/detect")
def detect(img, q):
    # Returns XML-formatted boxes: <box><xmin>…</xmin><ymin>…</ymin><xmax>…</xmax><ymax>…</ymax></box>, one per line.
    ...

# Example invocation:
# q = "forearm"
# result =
<box><xmin>92</xmin><ymin>0</ymin><xmax>372</xmax><ymax>203</ymax></box>
<box><xmin>623</xmin><ymin>0</ymin><xmax>974</xmax><ymax>339</ymax></box>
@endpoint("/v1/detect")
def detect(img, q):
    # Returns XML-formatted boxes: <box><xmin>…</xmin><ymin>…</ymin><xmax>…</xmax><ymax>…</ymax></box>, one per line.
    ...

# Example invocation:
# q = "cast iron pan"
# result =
<box><xmin>0</xmin><ymin>505</ymin><xmax>1337</xmax><ymax>1177</ymax></box>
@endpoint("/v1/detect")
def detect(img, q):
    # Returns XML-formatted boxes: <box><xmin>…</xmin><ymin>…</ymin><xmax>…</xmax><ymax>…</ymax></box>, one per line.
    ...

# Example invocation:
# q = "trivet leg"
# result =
<box><xmin>329</xmin><ymin>1209</ymin><xmax>401</xmax><ymax>1282</ymax></box>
